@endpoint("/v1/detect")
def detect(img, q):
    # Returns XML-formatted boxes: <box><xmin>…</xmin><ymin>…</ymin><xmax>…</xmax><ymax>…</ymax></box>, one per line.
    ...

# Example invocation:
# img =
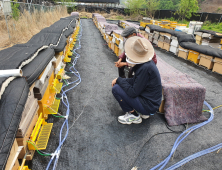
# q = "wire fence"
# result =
<box><xmin>0</xmin><ymin>1</ymin><xmax>68</xmax><ymax>48</ymax></box>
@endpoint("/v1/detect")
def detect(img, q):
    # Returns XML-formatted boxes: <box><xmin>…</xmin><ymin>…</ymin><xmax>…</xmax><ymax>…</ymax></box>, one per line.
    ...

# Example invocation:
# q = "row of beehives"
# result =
<box><xmin>92</xmin><ymin>14</ymin><xmax>125</xmax><ymax>57</ymax></box>
<box><xmin>138</xmin><ymin>30</ymin><xmax>222</xmax><ymax>75</ymax></box>
<box><xmin>5</xmin><ymin>19</ymin><xmax>81</xmax><ymax>170</ymax></box>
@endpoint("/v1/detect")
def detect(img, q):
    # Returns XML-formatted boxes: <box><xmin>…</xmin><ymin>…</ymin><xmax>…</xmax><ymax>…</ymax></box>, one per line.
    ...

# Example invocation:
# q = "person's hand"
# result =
<box><xmin>118</xmin><ymin>62</ymin><xmax>127</xmax><ymax>68</ymax></box>
<box><xmin>114</xmin><ymin>58</ymin><xmax>122</xmax><ymax>67</ymax></box>
<box><xmin>115</xmin><ymin>62</ymin><xmax>127</xmax><ymax>68</ymax></box>
<box><xmin>112</xmin><ymin>78</ymin><xmax>117</xmax><ymax>87</ymax></box>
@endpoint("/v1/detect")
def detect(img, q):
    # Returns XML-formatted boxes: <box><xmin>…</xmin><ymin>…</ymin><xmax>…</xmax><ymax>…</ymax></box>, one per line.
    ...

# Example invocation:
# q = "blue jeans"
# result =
<box><xmin>112</xmin><ymin>84</ymin><xmax>149</xmax><ymax>115</ymax></box>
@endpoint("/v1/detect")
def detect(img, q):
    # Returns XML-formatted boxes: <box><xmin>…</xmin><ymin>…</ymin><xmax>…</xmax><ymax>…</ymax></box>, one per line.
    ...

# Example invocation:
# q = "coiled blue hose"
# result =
<box><xmin>151</xmin><ymin>101</ymin><xmax>215</xmax><ymax>170</ymax></box>
<box><xmin>46</xmin><ymin>20</ymin><xmax>82</xmax><ymax>170</ymax></box>
<box><xmin>165</xmin><ymin>101</ymin><xmax>222</xmax><ymax>170</ymax></box>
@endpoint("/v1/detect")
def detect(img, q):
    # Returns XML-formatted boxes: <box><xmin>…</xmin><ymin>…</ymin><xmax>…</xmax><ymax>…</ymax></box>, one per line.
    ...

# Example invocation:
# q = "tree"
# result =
<box><xmin>124</xmin><ymin>0</ymin><xmax>145</xmax><ymax>16</ymax></box>
<box><xmin>177</xmin><ymin>0</ymin><xmax>199</xmax><ymax>20</ymax></box>
<box><xmin>143</xmin><ymin>0</ymin><xmax>160</xmax><ymax>19</ymax></box>
<box><xmin>159</xmin><ymin>0</ymin><xmax>174</xmax><ymax>10</ymax></box>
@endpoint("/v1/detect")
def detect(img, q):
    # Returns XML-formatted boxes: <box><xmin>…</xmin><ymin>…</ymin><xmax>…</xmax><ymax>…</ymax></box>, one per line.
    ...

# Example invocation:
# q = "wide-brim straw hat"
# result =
<box><xmin>124</xmin><ymin>36</ymin><xmax>154</xmax><ymax>63</ymax></box>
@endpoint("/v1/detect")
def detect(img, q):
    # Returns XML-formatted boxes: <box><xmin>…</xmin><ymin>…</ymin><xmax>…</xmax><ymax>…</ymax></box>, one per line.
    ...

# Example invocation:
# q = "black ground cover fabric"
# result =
<box><xmin>52</xmin><ymin>19</ymin><xmax>76</xmax><ymax>29</ymax></box>
<box><xmin>180</xmin><ymin>42</ymin><xmax>222</xmax><ymax>59</ymax></box>
<box><xmin>0</xmin><ymin>77</ymin><xmax>29</xmax><ymax>170</ymax></box>
<box><xmin>60</xmin><ymin>19</ymin><xmax>76</xmax><ymax>28</ymax></box>
<box><xmin>27</xmin><ymin>32</ymin><xmax>67</xmax><ymax>52</ymax></box>
<box><xmin>40</xmin><ymin>25</ymin><xmax>74</xmax><ymax>38</ymax></box>
<box><xmin>22</xmin><ymin>48</ymin><xmax>55</xmax><ymax>86</ymax></box>
<box><xmin>199</xmin><ymin>30</ymin><xmax>222</xmax><ymax>38</ymax></box>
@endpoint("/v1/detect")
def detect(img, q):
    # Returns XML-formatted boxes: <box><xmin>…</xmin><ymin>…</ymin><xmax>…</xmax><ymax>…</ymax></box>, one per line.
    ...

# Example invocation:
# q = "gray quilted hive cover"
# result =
<box><xmin>157</xmin><ymin>57</ymin><xmax>207</xmax><ymax>126</ymax></box>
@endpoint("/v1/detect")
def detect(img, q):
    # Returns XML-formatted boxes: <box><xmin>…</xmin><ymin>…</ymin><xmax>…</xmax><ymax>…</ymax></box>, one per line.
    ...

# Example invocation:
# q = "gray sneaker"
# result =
<box><xmin>118</xmin><ymin>112</ymin><xmax>142</xmax><ymax>125</ymax></box>
<box><xmin>135</xmin><ymin>110</ymin><xmax>150</xmax><ymax>119</ymax></box>
<box><xmin>140</xmin><ymin>114</ymin><xmax>150</xmax><ymax>119</ymax></box>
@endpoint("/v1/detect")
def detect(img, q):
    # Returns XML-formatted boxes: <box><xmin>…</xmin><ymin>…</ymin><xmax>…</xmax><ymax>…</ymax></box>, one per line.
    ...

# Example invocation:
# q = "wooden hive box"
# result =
<box><xmin>158</xmin><ymin>41</ymin><xmax>164</xmax><ymax>49</ymax></box>
<box><xmin>178</xmin><ymin>46</ymin><xmax>189</xmax><ymax>60</ymax></box>
<box><xmin>163</xmin><ymin>42</ymin><xmax>170</xmax><ymax>51</ymax></box>
<box><xmin>212</xmin><ymin>57</ymin><xmax>222</xmax><ymax>74</ymax></box>
<box><xmin>169</xmin><ymin>45</ymin><xmax>179</xmax><ymax>55</ymax></box>
<box><xmin>5</xmin><ymin>140</ymin><xmax>22</xmax><ymax>170</ymax></box>
<box><xmin>16</xmin><ymin>111</ymin><xmax>38</xmax><ymax>160</ymax></box>
<box><xmin>187</xmin><ymin>50</ymin><xmax>200</xmax><ymax>64</ymax></box>
<box><xmin>199</xmin><ymin>54</ymin><xmax>214</xmax><ymax>70</ymax></box>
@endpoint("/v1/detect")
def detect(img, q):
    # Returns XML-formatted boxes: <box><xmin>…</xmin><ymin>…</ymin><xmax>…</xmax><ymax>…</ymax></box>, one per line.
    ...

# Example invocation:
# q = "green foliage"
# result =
<box><xmin>217</xmin><ymin>7</ymin><xmax>221</xmax><ymax>11</ymax></box>
<box><xmin>143</xmin><ymin>0</ymin><xmax>160</xmax><ymax>18</ymax></box>
<box><xmin>11</xmin><ymin>1</ymin><xmax>20</xmax><ymax>21</ymax></box>
<box><xmin>176</xmin><ymin>0</ymin><xmax>199</xmax><ymax>20</ymax></box>
<box><xmin>67</xmin><ymin>5</ymin><xmax>76</xmax><ymax>14</ymax></box>
<box><xmin>204</xmin><ymin>20</ymin><xmax>211</xmax><ymax>26</ymax></box>
<box><xmin>202</xmin><ymin>22</ymin><xmax>222</xmax><ymax>34</ymax></box>
<box><xmin>124</xmin><ymin>8</ymin><xmax>130</xmax><ymax>15</ymax></box>
<box><xmin>159</xmin><ymin>0</ymin><xmax>180</xmax><ymax>10</ymax></box>
<box><xmin>124</xmin><ymin>0</ymin><xmax>145</xmax><ymax>16</ymax></box>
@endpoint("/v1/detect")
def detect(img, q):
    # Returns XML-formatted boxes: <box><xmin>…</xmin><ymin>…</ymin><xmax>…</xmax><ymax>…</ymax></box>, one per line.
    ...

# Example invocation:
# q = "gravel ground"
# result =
<box><xmin>30</xmin><ymin>19</ymin><xmax>222</xmax><ymax>170</ymax></box>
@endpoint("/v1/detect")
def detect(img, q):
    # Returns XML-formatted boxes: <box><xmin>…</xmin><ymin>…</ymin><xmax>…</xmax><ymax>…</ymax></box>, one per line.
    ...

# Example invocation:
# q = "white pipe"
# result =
<box><xmin>0</xmin><ymin>69</ymin><xmax>23</xmax><ymax>77</ymax></box>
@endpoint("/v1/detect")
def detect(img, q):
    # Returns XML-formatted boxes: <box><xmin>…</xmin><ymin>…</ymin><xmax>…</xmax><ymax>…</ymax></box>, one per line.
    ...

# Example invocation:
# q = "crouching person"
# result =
<box><xmin>112</xmin><ymin>36</ymin><xmax>162</xmax><ymax>125</ymax></box>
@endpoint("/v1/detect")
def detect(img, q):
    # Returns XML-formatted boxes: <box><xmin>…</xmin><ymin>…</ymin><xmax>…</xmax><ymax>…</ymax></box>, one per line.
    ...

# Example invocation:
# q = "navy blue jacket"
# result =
<box><xmin>116</xmin><ymin>60</ymin><xmax>162</xmax><ymax>113</ymax></box>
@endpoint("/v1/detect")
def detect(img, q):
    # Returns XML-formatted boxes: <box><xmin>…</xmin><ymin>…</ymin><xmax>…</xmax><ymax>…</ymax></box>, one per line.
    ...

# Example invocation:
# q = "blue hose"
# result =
<box><xmin>165</xmin><ymin>101</ymin><xmax>222</xmax><ymax>170</ymax></box>
<box><xmin>46</xmin><ymin>20</ymin><xmax>83</xmax><ymax>170</ymax></box>
<box><xmin>151</xmin><ymin>101</ymin><xmax>215</xmax><ymax>170</ymax></box>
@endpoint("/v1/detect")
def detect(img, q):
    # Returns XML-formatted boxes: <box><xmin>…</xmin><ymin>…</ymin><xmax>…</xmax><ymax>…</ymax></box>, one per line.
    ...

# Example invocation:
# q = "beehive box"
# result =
<box><xmin>178</xmin><ymin>46</ymin><xmax>189</xmax><ymax>60</ymax></box>
<box><xmin>158</xmin><ymin>41</ymin><xmax>164</xmax><ymax>48</ymax></box>
<box><xmin>5</xmin><ymin>140</ymin><xmax>21</xmax><ymax>170</ymax></box>
<box><xmin>163</xmin><ymin>42</ymin><xmax>170</xmax><ymax>51</ymax></box>
<box><xmin>111</xmin><ymin>42</ymin><xmax>115</xmax><ymax>51</ymax></box>
<box><xmin>153</xmin><ymin>39</ymin><xmax>158</xmax><ymax>45</ymax></box>
<box><xmin>17</xmin><ymin>111</ymin><xmax>38</xmax><ymax>159</ymax></box>
<box><xmin>170</xmin><ymin>39</ymin><xmax>179</xmax><ymax>47</ymax></box>
<box><xmin>199</xmin><ymin>54</ymin><xmax>214</xmax><ymax>69</ymax></box>
<box><xmin>114</xmin><ymin>44</ymin><xmax>119</xmax><ymax>56</ymax></box>
<box><xmin>118</xmin><ymin>47</ymin><xmax>124</xmax><ymax>56</ymax></box>
<box><xmin>163</xmin><ymin>37</ymin><xmax>171</xmax><ymax>44</ymax></box>
<box><xmin>196</xmin><ymin>40</ymin><xmax>202</xmax><ymax>45</ymax></box>
<box><xmin>148</xmin><ymin>33</ymin><xmax>153</xmax><ymax>42</ymax></box>
<box><xmin>169</xmin><ymin>45</ymin><xmax>178</xmax><ymax>55</ymax></box>
<box><xmin>212</xmin><ymin>57</ymin><xmax>222</xmax><ymax>74</ymax></box>
<box><xmin>187</xmin><ymin>50</ymin><xmax>200</xmax><ymax>64</ymax></box>
<box><xmin>158</xmin><ymin>35</ymin><xmax>165</xmax><ymax>42</ymax></box>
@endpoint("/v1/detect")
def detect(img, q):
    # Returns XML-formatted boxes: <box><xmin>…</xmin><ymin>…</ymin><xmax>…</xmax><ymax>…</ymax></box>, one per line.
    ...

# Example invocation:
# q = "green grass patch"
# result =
<box><xmin>201</xmin><ymin>22</ymin><xmax>222</xmax><ymax>34</ymax></box>
<box><xmin>116</xmin><ymin>15</ymin><xmax>124</xmax><ymax>20</ymax></box>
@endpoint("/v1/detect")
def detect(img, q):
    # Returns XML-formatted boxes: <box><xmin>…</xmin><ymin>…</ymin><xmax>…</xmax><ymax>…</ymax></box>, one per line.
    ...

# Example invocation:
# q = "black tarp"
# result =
<box><xmin>27</xmin><ymin>33</ymin><xmax>67</xmax><ymax>52</ymax></box>
<box><xmin>146</xmin><ymin>25</ymin><xmax>186</xmax><ymax>37</ymax></box>
<box><xmin>22</xmin><ymin>48</ymin><xmax>55</xmax><ymax>86</ymax></box>
<box><xmin>40</xmin><ymin>26</ymin><xmax>74</xmax><ymax>38</ymax></box>
<box><xmin>180</xmin><ymin>42</ymin><xmax>222</xmax><ymax>59</ymax></box>
<box><xmin>0</xmin><ymin>77</ymin><xmax>29</xmax><ymax>170</ymax></box>
<box><xmin>146</xmin><ymin>25</ymin><xmax>222</xmax><ymax>59</ymax></box>
<box><xmin>177</xmin><ymin>34</ymin><xmax>196</xmax><ymax>44</ymax></box>
<box><xmin>0</xmin><ymin>45</ymin><xmax>48</xmax><ymax>91</ymax></box>
<box><xmin>198</xmin><ymin>30</ymin><xmax>222</xmax><ymax>38</ymax></box>
<box><xmin>52</xmin><ymin>19</ymin><xmax>76</xmax><ymax>29</ymax></box>
<box><xmin>59</xmin><ymin>18</ymin><xmax>76</xmax><ymax>28</ymax></box>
